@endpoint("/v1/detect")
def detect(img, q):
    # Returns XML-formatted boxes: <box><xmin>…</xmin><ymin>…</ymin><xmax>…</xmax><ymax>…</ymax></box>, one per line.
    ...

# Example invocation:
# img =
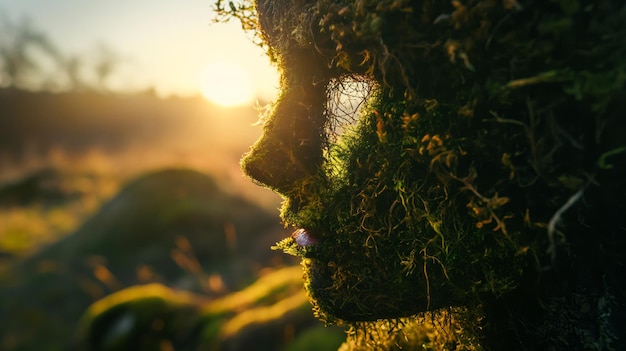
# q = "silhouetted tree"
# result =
<box><xmin>92</xmin><ymin>43</ymin><xmax>124</xmax><ymax>92</ymax></box>
<box><xmin>0</xmin><ymin>11</ymin><xmax>127</xmax><ymax>92</ymax></box>
<box><xmin>0</xmin><ymin>12</ymin><xmax>61</xmax><ymax>89</ymax></box>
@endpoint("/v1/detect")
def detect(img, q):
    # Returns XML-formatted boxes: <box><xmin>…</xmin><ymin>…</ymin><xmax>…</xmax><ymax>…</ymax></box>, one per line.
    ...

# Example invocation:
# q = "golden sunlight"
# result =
<box><xmin>200</xmin><ymin>62</ymin><xmax>255</xmax><ymax>106</ymax></box>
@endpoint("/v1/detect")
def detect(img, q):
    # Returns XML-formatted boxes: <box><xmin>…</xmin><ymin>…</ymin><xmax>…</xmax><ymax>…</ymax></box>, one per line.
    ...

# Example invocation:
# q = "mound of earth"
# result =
<box><xmin>77</xmin><ymin>267</ymin><xmax>346</xmax><ymax>351</ymax></box>
<box><xmin>0</xmin><ymin>168</ymin><xmax>293</xmax><ymax>351</ymax></box>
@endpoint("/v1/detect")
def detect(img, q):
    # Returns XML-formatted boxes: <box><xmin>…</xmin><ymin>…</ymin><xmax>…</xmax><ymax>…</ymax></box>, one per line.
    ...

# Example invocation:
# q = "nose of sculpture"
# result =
<box><xmin>241</xmin><ymin>79</ymin><xmax>327</xmax><ymax>194</ymax></box>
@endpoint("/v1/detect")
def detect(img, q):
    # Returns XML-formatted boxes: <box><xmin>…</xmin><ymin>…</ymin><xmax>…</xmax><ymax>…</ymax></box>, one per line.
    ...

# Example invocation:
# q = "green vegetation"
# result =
<box><xmin>77</xmin><ymin>267</ymin><xmax>346</xmax><ymax>351</ymax></box>
<box><xmin>0</xmin><ymin>168</ymin><xmax>118</xmax><ymax>257</ymax></box>
<box><xmin>221</xmin><ymin>0</ymin><xmax>626</xmax><ymax>349</ymax></box>
<box><xmin>0</xmin><ymin>165</ymin><xmax>294</xmax><ymax>350</ymax></box>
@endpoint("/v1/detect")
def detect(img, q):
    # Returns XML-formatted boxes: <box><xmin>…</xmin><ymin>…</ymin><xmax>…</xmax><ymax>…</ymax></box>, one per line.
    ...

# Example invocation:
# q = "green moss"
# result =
<box><xmin>219</xmin><ymin>0</ymin><xmax>626</xmax><ymax>349</ymax></box>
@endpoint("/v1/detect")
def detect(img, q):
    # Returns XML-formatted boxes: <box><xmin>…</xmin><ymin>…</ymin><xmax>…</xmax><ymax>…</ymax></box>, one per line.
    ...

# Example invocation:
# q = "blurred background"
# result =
<box><xmin>0</xmin><ymin>1</ymin><xmax>346</xmax><ymax>350</ymax></box>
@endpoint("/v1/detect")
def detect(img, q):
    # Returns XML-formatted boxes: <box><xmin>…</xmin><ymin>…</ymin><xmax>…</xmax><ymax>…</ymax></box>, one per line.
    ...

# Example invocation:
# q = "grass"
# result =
<box><xmin>0</xmin><ymin>88</ymin><xmax>350</xmax><ymax>350</ymax></box>
<box><xmin>0</xmin><ymin>154</ymin><xmax>345</xmax><ymax>351</ymax></box>
<box><xmin>77</xmin><ymin>266</ymin><xmax>346</xmax><ymax>351</ymax></box>
<box><xmin>0</xmin><ymin>182</ymin><xmax>117</xmax><ymax>258</ymax></box>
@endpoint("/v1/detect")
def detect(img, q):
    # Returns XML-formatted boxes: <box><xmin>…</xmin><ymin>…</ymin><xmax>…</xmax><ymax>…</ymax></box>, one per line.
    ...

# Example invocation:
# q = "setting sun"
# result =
<box><xmin>200</xmin><ymin>62</ymin><xmax>255</xmax><ymax>106</ymax></box>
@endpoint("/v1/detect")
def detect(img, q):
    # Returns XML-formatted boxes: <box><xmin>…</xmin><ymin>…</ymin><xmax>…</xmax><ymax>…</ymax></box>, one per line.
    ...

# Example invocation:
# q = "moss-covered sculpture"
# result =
<box><xmin>217</xmin><ymin>0</ymin><xmax>625</xmax><ymax>349</ymax></box>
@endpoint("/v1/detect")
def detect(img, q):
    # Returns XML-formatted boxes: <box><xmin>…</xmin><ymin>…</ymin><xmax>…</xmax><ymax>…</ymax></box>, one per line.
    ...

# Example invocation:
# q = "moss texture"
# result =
<box><xmin>217</xmin><ymin>0</ymin><xmax>626</xmax><ymax>349</ymax></box>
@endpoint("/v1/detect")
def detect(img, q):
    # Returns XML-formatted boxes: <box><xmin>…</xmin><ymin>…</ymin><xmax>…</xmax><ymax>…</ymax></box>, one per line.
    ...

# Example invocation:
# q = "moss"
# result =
<box><xmin>219</xmin><ymin>0</ymin><xmax>626</xmax><ymax>349</ymax></box>
<box><xmin>77</xmin><ymin>284</ymin><xmax>203</xmax><ymax>350</ymax></box>
<box><xmin>337</xmin><ymin>309</ymin><xmax>483</xmax><ymax>351</ymax></box>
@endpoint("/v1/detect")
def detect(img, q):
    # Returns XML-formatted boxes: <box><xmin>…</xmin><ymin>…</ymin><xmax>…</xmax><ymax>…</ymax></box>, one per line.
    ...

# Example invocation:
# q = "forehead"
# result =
<box><xmin>255</xmin><ymin>0</ymin><xmax>314</xmax><ymax>46</ymax></box>
<box><xmin>252</xmin><ymin>1</ymin><xmax>445</xmax><ymax>95</ymax></box>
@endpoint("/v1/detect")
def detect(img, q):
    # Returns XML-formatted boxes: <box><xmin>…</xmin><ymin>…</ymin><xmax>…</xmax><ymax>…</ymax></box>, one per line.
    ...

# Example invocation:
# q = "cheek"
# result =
<box><xmin>299</xmin><ymin>109</ymin><xmax>466</xmax><ymax>321</ymax></box>
<box><xmin>302</xmin><ymin>247</ymin><xmax>432</xmax><ymax>321</ymax></box>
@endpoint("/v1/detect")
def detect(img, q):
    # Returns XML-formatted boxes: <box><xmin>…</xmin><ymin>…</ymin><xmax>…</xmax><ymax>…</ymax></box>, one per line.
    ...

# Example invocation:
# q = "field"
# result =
<box><xmin>0</xmin><ymin>88</ymin><xmax>346</xmax><ymax>351</ymax></box>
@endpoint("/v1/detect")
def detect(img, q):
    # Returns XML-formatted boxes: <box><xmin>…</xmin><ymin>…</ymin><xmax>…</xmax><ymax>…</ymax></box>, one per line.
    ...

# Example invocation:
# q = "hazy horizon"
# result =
<box><xmin>0</xmin><ymin>1</ymin><xmax>279</xmax><ymax>102</ymax></box>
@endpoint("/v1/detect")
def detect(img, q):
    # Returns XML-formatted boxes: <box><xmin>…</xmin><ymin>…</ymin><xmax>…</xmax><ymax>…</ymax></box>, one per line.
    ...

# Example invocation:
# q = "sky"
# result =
<box><xmin>0</xmin><ymin>0</ymin><xmax>280</xmax><ymax>101</ymax></box>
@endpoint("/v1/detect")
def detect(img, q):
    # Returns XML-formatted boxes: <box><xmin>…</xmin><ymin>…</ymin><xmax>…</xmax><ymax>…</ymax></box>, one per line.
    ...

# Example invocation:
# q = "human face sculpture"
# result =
<box><xmin>241</xmin><ymin>0</ymin><xmax>532</xmax><ymax>322</ymax></box>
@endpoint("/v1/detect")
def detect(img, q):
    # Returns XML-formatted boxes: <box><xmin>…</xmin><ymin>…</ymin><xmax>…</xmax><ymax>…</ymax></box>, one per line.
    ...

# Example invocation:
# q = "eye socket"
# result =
<box><xmin>324</xmin><ymin>75</ymin><xmax>376</xmax><ymax>146</ymax></box>
<box><xmin>323</xmin><ymin>75</ymin><xmax>377</xmax><ymax>179</ymax></box>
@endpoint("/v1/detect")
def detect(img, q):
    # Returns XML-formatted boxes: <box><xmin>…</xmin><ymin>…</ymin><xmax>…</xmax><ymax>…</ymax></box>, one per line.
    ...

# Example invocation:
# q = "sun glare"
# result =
<box><xmin>200</xmin><ymin>62</ymin><xmax>255</xmax><ymax>106</ymax></box>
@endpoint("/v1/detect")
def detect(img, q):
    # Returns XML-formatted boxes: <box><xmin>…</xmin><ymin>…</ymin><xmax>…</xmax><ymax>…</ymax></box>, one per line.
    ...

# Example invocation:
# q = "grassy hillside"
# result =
<box><xmin>0</xmin><ymin>89</ymin><xmax>346</xmax><ymax>351</ymax></box>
